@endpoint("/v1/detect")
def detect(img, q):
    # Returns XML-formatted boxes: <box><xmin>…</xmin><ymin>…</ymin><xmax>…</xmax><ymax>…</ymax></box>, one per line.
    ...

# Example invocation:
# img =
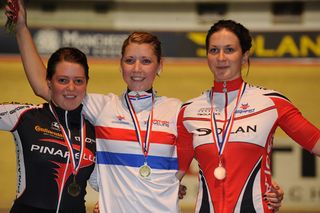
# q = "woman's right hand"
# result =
<box><xmin>4</xmin><ymin>0</ymin><xmax>27</xmax><ymax>32</ymax></box>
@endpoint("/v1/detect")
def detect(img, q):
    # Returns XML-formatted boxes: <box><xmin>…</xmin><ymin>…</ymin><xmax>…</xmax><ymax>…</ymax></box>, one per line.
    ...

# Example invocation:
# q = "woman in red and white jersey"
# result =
<box><xmin>176</xmin><ymin>19</ymin><xmax>320</xmax><ymax>213</ymax></box>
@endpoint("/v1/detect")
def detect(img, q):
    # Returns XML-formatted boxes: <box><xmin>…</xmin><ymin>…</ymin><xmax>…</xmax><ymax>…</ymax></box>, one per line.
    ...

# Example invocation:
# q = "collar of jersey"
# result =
<box><xmin>124</xmin><ymin>89</ymin><xmax>154</xmax><ymax>113</ymax></box>
<box><xmin>49</xmin><ymin>102</ymin><xmax>83</xmax><ymax>127</ymax></box>
<box><xmin>127</xmin><ymin>88</ymin><xmax>154</xmax><ymax>101</ymax></box>
<box><xmin>212</xmin><ymin>77</ymin><xmax>243</xmax><ymax>92</ymax></box>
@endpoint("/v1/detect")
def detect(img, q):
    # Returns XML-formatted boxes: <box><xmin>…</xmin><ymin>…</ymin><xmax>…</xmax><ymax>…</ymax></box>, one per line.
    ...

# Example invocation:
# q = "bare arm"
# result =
<box><xmin>6</xmin><ymin>0</ymin><xmax>50</xmax><ymax>101</ymax></box>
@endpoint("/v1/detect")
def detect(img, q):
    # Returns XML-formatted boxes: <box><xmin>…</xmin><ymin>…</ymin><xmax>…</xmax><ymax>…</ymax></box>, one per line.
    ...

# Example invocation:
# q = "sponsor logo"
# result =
<box><xmin>0</xmin><ymin>111</ymin><xmax>8</xmax><ymax>117</ymax></box>
<box><xmin>35</xmin><ymin>125</ymin><xmax>94</xmax><ymax>143</ymax></box>
<box><xmin>75</xmin><ymin>136</ymin><xmax>96</xmax><ymax>144</ymax></box>
<box><xmin>35</xmin><ymin>125</ymin><xmax>63</xmax><ymax>138</ymax></box>
<box><xmin>195</xmin><ymin>125</ymin><xmax>257</xmax><ymax>136</ymax></box>
<box><xmin>116</xmin><ymin>115</ymin><xmax>125</xmax><ymax>121</ymax></box>
<box><xmin>196</xmin><ymin>128</ymin><xmax>212</xmax><ymax>136</ymax></box>
<box><xmin>236</xmin><ymin>103</ymin><xmax>256</xmax><ymax>114</ymax></box>
<box><xmin>30</xmin><ymin>144</ymin><xmax>96</xmax><ymax>162</ymax></box>
<box><xmin>34</xmin><ymin>29</ymin><xmax>128</xmax><ymax>57</ymax></box>
<box><xmin>51</xmin><ymin>121</ymin><xmax>60</xmax><ymax>131</ymax></box>
<box><xmin>197</xmin><ymin>107</ymin><xmax>211</xmax><ymax>116</ymax></box>
<box><xmin>112</xmin><ymin>115</ymin><xmax>130</xmax><ymax>125</ymax></box>
<box><xmin>152</xmin><ymin>119</ymin><xmax>169</xmax><ymax>127</ymax></box>
<box><xmin>9</xmin><ymin>105</ymin><xmax>31</xmax><ymax>114</ymax></box>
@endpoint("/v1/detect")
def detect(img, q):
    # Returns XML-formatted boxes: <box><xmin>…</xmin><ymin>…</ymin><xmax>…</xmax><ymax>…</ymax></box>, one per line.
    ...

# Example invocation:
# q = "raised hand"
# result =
<box><xmin>4</xmin><ymin>0</ymin><xmax>26</xmax><ymax>33</ymax></box>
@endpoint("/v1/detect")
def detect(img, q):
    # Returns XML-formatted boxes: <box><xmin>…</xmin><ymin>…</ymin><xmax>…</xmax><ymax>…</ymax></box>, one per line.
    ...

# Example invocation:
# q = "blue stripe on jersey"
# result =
<box><xmin>96</xmin><ymin>151</ymin><xmax>178</xmax><ymax>170</ymax></box>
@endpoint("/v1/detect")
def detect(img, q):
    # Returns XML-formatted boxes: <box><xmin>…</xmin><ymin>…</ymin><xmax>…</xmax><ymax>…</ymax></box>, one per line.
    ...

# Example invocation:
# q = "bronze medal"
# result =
<box><xmin>68</xmin><ymin>177</ymin><xmax>81</xmax><ymax>197</ymax></box>
<box><xmin>214</xmin><ymin>165</ymin><xmax>226</xmax><ymax>180</ymax></box>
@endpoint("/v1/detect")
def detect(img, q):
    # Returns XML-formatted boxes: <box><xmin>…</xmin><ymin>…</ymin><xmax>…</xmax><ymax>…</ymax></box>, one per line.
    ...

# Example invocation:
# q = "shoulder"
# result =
<box><xmin>157</xmin><ymin>96</ymin><xmax>182</xmax><ymax>108</ymax></box>
<box><xmin>86</xmin><ymin>92</ymin><xmax>117</xmax><ymax>100</ymax></box>
<box><xmin>245</xmin><ymin>83</ymin><xmax>290</xmax><ymax>102</ymax></box>
<box><xmin>0</xmin><ymin>102</ymin><xmax>44</xmax><ymax>112</ymax></box>
<box><xmin>84</xmin><ymin>92</ymin><xmax>119</xmax><ymax>105</ymax></box>
<box><xmin>182</xmin><ymin>90</ymin><xmax>210</xmax><ymax>109</ymax></box>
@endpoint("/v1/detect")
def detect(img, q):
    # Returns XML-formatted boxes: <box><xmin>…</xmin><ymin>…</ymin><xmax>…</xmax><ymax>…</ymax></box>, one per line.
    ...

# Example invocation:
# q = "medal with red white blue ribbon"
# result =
<box><xmin>210</xmin><ymin>82</ymin><xmax>246</xmax><ymax>180</ymax></box>
<box><xmin>49</xmin><ymin>103</ymin><xmax>86</xmax><ymax>196</ymax></box>
<box><xmin>124</xmin><ymin>92</ymin><xmax>154</xmax><ymax>178</ymax></box>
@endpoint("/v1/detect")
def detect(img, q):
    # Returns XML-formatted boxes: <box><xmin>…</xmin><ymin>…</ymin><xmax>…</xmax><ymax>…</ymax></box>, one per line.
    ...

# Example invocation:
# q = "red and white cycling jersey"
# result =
<box><xmin>177</xmin><ymin>77</ymin><xmax>319</xmax><ymax>213</ymax></box>
<box><xmin>84</xmin><ymin>90</ymin><xmax>182</xmax><ymax>213</ymax></box>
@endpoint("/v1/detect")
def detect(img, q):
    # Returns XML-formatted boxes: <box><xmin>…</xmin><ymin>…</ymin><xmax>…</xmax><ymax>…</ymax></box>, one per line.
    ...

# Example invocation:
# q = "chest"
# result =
<box><xmin>184</xmin><ymin>94</ymin><xmax>279</xmax><ymax>149</ymax></box>
<box><xmin>16</xmin><ymin>111</ymin><xmax>96</xmax><ymax>163</ymax></box>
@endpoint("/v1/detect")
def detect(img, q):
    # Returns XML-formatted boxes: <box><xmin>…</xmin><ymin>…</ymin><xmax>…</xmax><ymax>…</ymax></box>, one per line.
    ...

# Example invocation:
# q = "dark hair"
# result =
<box><xmin>205</xmin><ymin>19</ymin><xmax>252</xmax><ymax>54</ymax></box>
<box><xmin>46</xmin><ymin>47</ymin><xmax>89</xmax><ymax>80</ymax></box>
<box><xmin>121</xmin><ymin>32</ymin><xmax>162</xmax><ymax>63</ymax></box>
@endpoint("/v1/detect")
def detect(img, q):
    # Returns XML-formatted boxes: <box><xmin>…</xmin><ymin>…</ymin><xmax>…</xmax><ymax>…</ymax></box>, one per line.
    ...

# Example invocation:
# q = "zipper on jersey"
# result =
<box><xmin>221</xmin><ymin>81</ymin><xmax>229</xmax><ymax>140</ymax></box>
<box><xmin>223</xmin><ymin>81</ymin><xmax>227</xmax><ymax>93</ymax></box>
<box><xmin>222</xmin><ymin>81</ymin><xmax>228</xmax><ymax>212</ymax></box>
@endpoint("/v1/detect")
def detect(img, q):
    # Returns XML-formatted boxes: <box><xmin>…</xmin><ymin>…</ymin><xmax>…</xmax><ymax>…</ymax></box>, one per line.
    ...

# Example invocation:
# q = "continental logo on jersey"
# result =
<box><xmin>112</xmin><ymin>115</ymin><xmax>130</xmax><ymax>125</ymax></box>
<box><xmin>235</xmin><ymin>103</ymin><xmax>255</xmax><ymax>114</ymax></box>
<box><xmin>35</xmin><ymin>125</ymin><xmax>63</xmax><ymax>138</ymax></box>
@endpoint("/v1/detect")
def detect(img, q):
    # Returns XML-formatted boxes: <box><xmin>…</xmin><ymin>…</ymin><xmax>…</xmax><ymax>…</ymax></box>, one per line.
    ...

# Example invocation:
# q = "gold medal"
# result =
<box><xmin>68</xmin><ymin>177</ymin><xmax>81</xmax><ymax>197</ymax></box>
<box><xmin>214</xmin><ymin>165</ymin><xmax>226</xmax><ymax>180</ymax></box>
<box><xmin>139</xmin><ymin>163</ymin><xmax>152</xmax><ymax>178</ymax></box>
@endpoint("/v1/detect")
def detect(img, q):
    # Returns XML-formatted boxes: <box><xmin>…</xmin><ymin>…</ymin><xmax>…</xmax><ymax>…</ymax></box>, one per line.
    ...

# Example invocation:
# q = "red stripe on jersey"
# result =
<box><xmin>235</xmin><ymin>106</ymin><xmax>276</xmax><ymax>120</ymax></box>
<box><xmin>95</xmin><ymin>126</ymin><xmax>176</xmax><ymax>145</ymax></box>
<box><xmin>183</xmin><ymin>106</ymin><xmax>277</xmax><ymax>123</ymax></box>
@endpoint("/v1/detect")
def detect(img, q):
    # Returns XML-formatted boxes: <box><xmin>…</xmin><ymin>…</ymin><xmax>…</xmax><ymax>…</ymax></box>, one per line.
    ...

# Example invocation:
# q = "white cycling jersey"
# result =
<box><xmin>83</xmin><ymin>90</ymin><xmax>182</xmax><ymax>213</ymax></box>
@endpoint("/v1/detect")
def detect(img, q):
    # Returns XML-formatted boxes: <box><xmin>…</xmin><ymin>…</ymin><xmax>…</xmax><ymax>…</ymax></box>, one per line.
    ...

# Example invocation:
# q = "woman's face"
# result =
<box><xmin>207</xmin><ymin>28</ymin><xmax>248</xmax><ymax>82</ymax></box>
<box><xmin>48</xmin><ymin>61</ymin><xmax>87</xmax><ymax>111</ymax></box>
<box><xmin>121</xmin><ymin>43</ymin><xmax>161</xmax><ymax>91</ymax></box>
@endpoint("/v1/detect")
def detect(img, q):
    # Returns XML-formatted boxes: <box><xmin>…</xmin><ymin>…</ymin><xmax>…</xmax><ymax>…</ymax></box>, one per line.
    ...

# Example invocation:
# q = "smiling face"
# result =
<box><xmin>48</xmin><ymin>61</ymin><xmax>87</xmax><ymax>111</ymax></box>
<box><xmin>121</xmin><ymin>43</ymin><xmax>161</xmax><ymax>91</ymax></box>
<box><xmin>207</xmin><ymin>28</ymin><xmax>249</xmax><ymax>82</ymax></box>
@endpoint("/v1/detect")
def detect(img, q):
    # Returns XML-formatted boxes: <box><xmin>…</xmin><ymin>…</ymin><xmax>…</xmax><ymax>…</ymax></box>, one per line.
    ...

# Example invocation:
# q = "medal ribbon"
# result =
<box><xmin>125</xmin><ymin>92</ymin><xmax>154</xmax><ymax>162</ymax></box>
<box><xmin>49</xmin><ymin>104</ymin><xmax>86</xmax><ymax>176</ymax></box>
<box><xmin>210</xmin><ymin>82</ymin><xmax>246</xmax><ymax>155</ymax></box>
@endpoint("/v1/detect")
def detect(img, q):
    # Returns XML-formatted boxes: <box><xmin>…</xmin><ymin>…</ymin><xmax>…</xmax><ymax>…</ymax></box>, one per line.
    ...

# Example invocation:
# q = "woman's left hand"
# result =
<box><xmin>264</xmin><ymin>180</ymin><xmax>284</xmax><ymax>212</ymax></box>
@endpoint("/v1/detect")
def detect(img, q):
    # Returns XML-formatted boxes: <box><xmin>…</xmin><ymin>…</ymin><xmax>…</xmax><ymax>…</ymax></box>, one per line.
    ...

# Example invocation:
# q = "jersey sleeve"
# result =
<box><xmin>273</xmin><ymin>97</ymin><xmax>320</xmax><ymax>152</ymax></box>
<box><xmin>0</xmin><ymin>103</ymin><xmax>32</xmax><ymax>131</ymax></box>
<box><xmin>88</xmin><ymin>164</ymin><xmax>100</xmax><ymax>192</ymax></box>
<box><xmin>82</xmin><ymin>93</ymin><xmax>112</xmax><ymax>125</ymax></box>
<box><xmin>176</xmin><ymin>106</ymin><xmax>195</xmax><ymax>172</ymax></box>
